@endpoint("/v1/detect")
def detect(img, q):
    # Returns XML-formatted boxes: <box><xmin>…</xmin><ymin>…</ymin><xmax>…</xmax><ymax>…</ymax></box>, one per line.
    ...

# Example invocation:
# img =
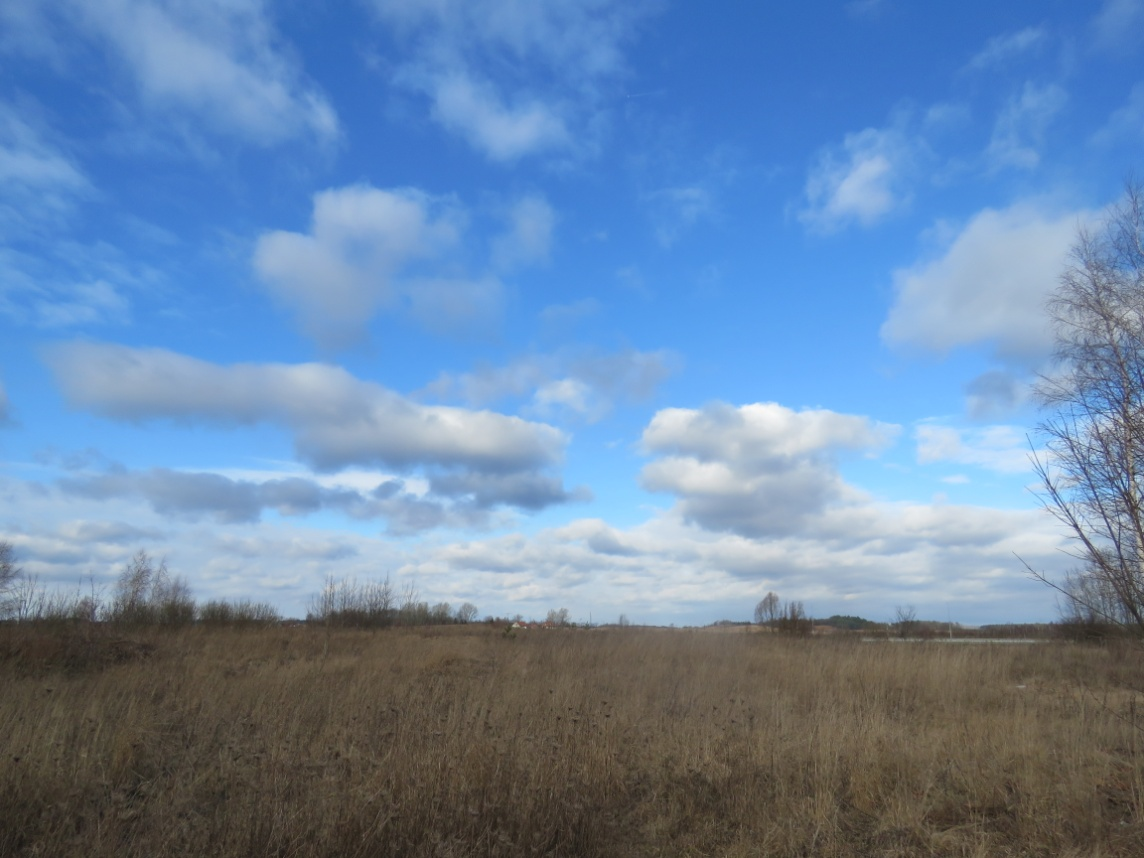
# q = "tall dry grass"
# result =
<box><xmin>1</xmin><ymin>624</ymin><xmax>1142</xmax><ymax>856</ymax></box>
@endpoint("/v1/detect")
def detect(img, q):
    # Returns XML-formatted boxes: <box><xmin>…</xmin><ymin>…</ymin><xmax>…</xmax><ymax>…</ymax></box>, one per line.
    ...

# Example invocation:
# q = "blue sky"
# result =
<box><xmin>2</xmin><ymin>0</ymin><xmax>1143</xmax><ymax>625</ymax></box>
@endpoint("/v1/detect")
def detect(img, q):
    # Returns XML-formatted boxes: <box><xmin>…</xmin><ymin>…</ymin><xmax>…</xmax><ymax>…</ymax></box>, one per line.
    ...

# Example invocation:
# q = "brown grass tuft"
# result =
<box><xmin>1</xmin><ymin>625</ymin><xmax>1142</xmax><ymax>856</ymax></box>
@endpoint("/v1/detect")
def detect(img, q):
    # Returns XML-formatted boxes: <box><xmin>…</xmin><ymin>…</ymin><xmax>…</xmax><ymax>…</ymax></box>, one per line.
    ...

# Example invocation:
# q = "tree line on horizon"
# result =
<box><xmin>0</xmin><ymin>545</ymin><xmax>486</xmax><ymax>629</ymax></box>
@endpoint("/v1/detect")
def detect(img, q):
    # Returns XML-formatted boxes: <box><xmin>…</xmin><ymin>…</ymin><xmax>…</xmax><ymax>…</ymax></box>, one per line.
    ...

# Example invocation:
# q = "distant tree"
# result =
<box><xmin>617</xmin><ymin>613</ymin><xmax>630</xmax><ymax>628</ymax></box>
<box><xmin>158</xmin><ymin>575</ymin><xmax>196</xmax><ymax>626</ymax></box>
<box><xmin>397</xmin><ymin>580</ymin><xmax>426</xmax><ymax>625</ymax></box>
<box><xmin>455</xmin><ymin>602</ymin><xmax>479</xmax><ymax>624</ymax></box>
<box><xmin>546</xmin><ymin>607</ymin><xmax>571</xmax><ymax>626</ymax></box>
<box><xmin>894</xmin><ymin>605</ymin><xmax>919</xmax><ymax>639</ymax></box>
<box><xmin>108</xmin><ymin>550</ymin><xmax>162</xmax><ymax>625</ymax></box>
<box><xmin>775</xmin><ymin>600</ymin><xmax>812</xmax><ymax>637</ymax></box>
<box><xmin>0</xmin><ymin>539</ymin><xmax>21</xmax><ymax>619</ymax></box>
<box><xmin>819</xmin><ymin>615</ymin><xmax>878</xmax><ymax>631</ymax></box>
<box><xmin>754</xmin><ymin>591</ymin><xmax>780</xmax><ymax>627</ymax></box>
<box><xmin>200</xmin><ymin>598</ymin><xmax>281</xmax><ymax>627</ymax></box>
<box><xmin>106</xmin><ymin>550</ymin><xmax>194</xmax><ymax>627</ymax></box>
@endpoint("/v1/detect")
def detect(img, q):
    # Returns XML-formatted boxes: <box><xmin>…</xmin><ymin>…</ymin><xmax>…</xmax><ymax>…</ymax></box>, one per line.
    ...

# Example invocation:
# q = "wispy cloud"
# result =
<box><xmin>492</xmin><ymin>195</ymin><xmax>555</xmax><ymax>271</ymax></box>
<box><xmin>800</xmin><ymin>126</ymin><xmax>916</xmax><ymax>232</ymax></box>
<box><xmin>0</xmin><ymin>240</ymin><xmax>161</xmax><ymax>329</ymax></box>
<box><xmin>985</xmin><ymin>82</ymin><xmax>1067</xmax><ymax>171</ymax></box>
<box><xmin>2</xmin><ymin>0</ymin><xmax>337</xmax><ymax>146</ymax></box>
<box><xmin>422</xmin><ymin>347</ymin><xmax>677</xmax><ymax>423</ymax></box>
<box><xmin>425</xmin><ymin>71</ymin><xmax>570</xmax><ymax>161</ymax></box>
<box><xmin>647</xmin><ymin>186</ymin><xmax>716</xmax><ymax>247</ymax></box>
<box><xmin>0</xmin><ymin>102</ymin><xmax>90</xmax><ymax>232</ymax></box>
<box><xmin>965</xmin><ymin>26</ymin><xmax>1048</xmax><ymax>72</ymax></box>
<box><xmin>1093</xmin><ymin>82</ymin><xmax>1144</xmax><ymax>146</ymax></box>
<box><xmin>369</xmin><ymin>0</ymin><xmax>656</xmax><ymax>160</ymax></box>
<box><xmin>538</xmin><ymin>298</ymin><xmax>599</xmax><ymax>328</ymax></box>
<box><xmin>1090</xmin><ymin>0</ymin><xmax>1144</xmax><ymax>53</ymax></box>
<box><xmin>846</xmin><ymin>0</ymin><xmax>887</xmax><ymax>18</ymax></box>
<box><xmin>916</xmin><ymin>424</ymin><xmax>1034</xmax><ymax>474</ymax></box>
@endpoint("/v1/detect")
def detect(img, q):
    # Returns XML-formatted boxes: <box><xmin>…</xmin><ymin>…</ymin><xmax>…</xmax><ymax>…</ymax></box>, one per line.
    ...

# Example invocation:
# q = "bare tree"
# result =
<box><xmin>1033</xmin><ymin>181</ymin><xmax>1144</xmax><ymax>634</ymax></box>
<box><xmin>754</xmin><ymin>591</ymin><xmax>780</xmax><ymax>627</ymax></box>
<box><xmin>308</xmin><ymin>575</ymin><xmax>395</xmax><ymax>627</ymax></box>
<box><xmin>106</xmin><ymin>549</ymin><xmax>194</xmax><ymax>626</ymax></box>
<box><xmin>546</xmin><ymin>607</ymin><xmax>571</xmax><ymax>627</ymax></box>
<box><xmin>455</xmin><ymin>602</ymin><xmax>479</xmax><ymax>624</ymax></box>
<box><xmin>107</xmin><ymin>549</ymin><xmax>164</xmax><ymax>625</ymax></box>
<box><xmin>893</xmin><ymin>605</ymin><xmax>919</xmax><ymax>639</ymax></box>
<box><xmin>775</xmin><ymin>600</ymin><xmax>812</xmax><ymax>637</ymax></box>
<box><xmin>0</xmin><ymin>540</ymin><xmax>21</xmax><ymax>619</ymax></box>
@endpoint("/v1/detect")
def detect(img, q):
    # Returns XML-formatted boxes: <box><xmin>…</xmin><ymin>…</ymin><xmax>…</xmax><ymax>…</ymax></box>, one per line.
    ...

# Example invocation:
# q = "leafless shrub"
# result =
<box><xmin>775</xmin><ymin>599</ymin><xmax>812</xmax><ymax>636</ymax></box>
<box><xmin>307</xmin><ymin>575</ymin><xmax>396</xmax><ymax>628</ymax></box>
<box><xmin>894</xmin><ymin>604</ymin><xmax>919</xmax><ymax>639</ymax></box>
<box><xmin>104</xmin><ymin>550</ymin><xmax>194</xmax><ymax>627</ymax></box>
<box><xmin>198</xmin><ymin>599</ymin><xmax>281</xmax><ymax>627</ymax></box>
<box><xmin>2</xmin><ymin>569</ymin><xmax>102</xmax><ymax>625</ymax></box>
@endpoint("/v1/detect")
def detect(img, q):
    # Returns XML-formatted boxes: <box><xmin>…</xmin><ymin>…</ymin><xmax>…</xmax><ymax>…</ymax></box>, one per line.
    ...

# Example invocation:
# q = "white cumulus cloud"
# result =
<box><xmin>43</xmin><ymin>343</ymin><xmax>576</xmax><ymax>511</ymax></box>
<box><xmin>254</xmin><ymin>186</ymin><xmax>557</xmax><ymax>346</ymax></box>
<box><xmin>639</xmin><ymin>402</ymin><xmax>899</xmax><ymax>538</ymax></box>
<box><xmin>253</xmin><ymin>184</ymin><xmax>465</xmax><ymax>347</ymax></box>
<box><xmin>881</xmin><ymin>201</ymin><xmax>1090</xmax><ymax>363</ymax></box>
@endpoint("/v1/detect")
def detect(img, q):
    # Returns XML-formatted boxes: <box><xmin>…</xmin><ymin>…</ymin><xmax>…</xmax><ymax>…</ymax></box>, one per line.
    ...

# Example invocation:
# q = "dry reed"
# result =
<box><xmin>1</xmin><ymin>624</ymin><xmax>1142</xmax><ymax>856</ymax></box>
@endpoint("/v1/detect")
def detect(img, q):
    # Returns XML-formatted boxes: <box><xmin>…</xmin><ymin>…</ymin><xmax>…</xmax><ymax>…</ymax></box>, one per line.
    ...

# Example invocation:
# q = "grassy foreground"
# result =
<box><xmin>2</xmin><ymin>624</ymin><xmax>1143</xmax><ymax>857</ymax></box>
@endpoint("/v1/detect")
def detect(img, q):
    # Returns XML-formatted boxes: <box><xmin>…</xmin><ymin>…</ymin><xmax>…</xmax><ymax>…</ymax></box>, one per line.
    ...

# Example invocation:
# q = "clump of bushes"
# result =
<box><xmin>198</xmin><ymin>599</ymin><xmax>281</xmax><ymax>627</ymax></box>
<box><xmin>754</xmin><ymin>592</ymin><xmax>813</xmax><ymax>637</ymax></box>
<box><xmin>1</xmin><ymin>542</ymin><xmax>282</xmax><ymax>629</ymax></box>
<box><xmin>774</xmin><ymin>601</ymin><xmax>813</xmax><ymax>637</ymax></box>
<box><xmin>306</xmin><ymin>574</ymin><xmax>478</xmax><ymax>629</ymax></box>
<box><xmin>103</xmin><ymin>550</ymin><xmax>196</xmax><ymax>627</ymax></box>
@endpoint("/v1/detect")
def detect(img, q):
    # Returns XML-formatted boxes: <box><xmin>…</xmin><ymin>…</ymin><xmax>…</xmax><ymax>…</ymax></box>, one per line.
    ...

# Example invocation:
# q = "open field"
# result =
<box><xmin>2</xmin><ymin>624</ymin><xmax>1143</xmax><ymax>857</ymax></box>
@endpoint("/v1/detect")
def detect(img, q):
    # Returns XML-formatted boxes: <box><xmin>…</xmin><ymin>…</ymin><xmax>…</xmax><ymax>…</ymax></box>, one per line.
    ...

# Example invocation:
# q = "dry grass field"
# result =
<box><xmin>2</xmin><ymin>623</ymin><xmax>1143</xmax><ymax>857</ymax></box>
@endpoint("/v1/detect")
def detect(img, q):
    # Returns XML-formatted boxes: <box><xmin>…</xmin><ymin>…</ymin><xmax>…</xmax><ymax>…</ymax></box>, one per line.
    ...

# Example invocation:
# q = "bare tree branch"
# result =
<box><xmin>1032</xmin><ymin>180</ymin><xmax>1144</xmax><ymax>636</ymax></box>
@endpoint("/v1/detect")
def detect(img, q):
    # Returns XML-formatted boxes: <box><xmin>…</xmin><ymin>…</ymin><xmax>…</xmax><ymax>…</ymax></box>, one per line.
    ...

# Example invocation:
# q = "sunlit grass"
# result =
<box><xmin>2</xmin><ymin>623</ymin><xmax>1142</xmax><ymax>856</ymax></box>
